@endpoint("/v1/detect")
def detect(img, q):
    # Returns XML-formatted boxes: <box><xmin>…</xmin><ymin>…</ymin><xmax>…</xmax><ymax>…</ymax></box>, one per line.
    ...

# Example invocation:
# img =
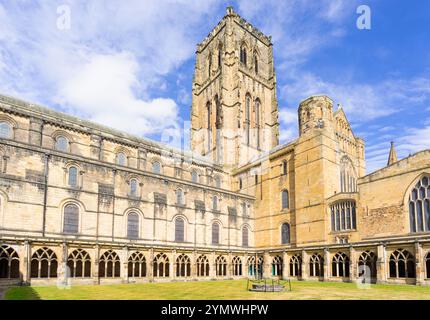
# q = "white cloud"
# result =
<box><xmin>281</xmin><ymin>72</ymin><xmax>430</xmax><ymax>122</ymax></box>
<box><xmin>0</xmin><ymin>0</ymin><xmax>220</xmax><ymax>137</ymax></box>
<box><xmin>54</xmin><ymin>52</ymin><xmax>179</xmax><ymax>136</ymax></box>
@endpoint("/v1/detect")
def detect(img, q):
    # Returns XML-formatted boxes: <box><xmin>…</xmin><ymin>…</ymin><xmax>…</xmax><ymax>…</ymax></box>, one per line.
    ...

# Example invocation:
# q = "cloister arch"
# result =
<box><xmin>99</xmin><ymin>250</ymin><xmax>120</xmax><ymax>278</ymax></box>
<box><xmin>0</xmin><ymin>245</ymin><xmax>19</xmax><ymax>279</ymax></box>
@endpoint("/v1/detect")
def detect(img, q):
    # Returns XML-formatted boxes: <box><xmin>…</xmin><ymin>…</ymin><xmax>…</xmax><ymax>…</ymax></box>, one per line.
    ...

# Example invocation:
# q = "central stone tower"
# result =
<box><xmin>190</xmin><ymin>7</ymin><xmax>279</xmax><ymax>170</ymax></box>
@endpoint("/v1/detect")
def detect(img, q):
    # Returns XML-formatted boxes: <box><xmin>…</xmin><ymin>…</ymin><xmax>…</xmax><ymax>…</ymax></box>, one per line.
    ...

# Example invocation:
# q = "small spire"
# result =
<box><xmin>387</xmin><ymin>141</ymin><xmax>398</xmax><ymax>166</ymax></box>
<box><xmin>337</xmin><ymin>103</ymin><xmax>342</xmax><ymax>110</ymax></box>
<box><xmin>226</xmin><ymin>6</ymin><xmax>235</xmax><ymax>15</ymax></box>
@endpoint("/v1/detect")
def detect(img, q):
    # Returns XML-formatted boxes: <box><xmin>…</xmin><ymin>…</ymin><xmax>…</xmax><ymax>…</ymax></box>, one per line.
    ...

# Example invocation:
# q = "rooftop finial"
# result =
<box><xmin>337</xmin><ymin>103</ymin><xmax>342</xmax><ymax>110</ymax></box>
<box><xmin>387</xmin><ymin>141</ymin><xmax>398</xmax><ymax>166</ymax></box>
<box><xmin>226</xmin><ymin>6</ymin><xmax>235</xmax><ymax>15</ymax></box>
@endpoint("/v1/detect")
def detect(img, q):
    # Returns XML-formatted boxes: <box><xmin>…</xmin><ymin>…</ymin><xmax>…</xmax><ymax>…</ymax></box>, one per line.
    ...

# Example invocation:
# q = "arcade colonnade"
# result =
<box><xmin>1</xmin><ymin>240</ymin><xmax>430</xmax><ymax>285</ymax></box>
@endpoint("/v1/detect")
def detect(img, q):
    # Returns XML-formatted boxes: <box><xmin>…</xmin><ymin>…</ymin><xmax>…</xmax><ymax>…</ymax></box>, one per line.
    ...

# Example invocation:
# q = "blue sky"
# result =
<box><xmin>0</xmin><ymin>0</ymin><xmax>429</xmax><ymax>173</ymax></box>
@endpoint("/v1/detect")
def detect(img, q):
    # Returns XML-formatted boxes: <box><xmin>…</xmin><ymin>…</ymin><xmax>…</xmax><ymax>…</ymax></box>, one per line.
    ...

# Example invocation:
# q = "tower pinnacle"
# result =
<box><xmin>387</xmin><ymin>141</ymin><xmax>398</xmax><ymax>166</ymax></box>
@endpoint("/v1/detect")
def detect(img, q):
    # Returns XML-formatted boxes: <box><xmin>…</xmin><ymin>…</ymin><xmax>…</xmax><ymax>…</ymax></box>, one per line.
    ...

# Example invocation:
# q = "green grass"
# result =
<box><xmin>5</xmin><ymin>279</ymin><xmax>430</xmax><ymax>300</ymax></box>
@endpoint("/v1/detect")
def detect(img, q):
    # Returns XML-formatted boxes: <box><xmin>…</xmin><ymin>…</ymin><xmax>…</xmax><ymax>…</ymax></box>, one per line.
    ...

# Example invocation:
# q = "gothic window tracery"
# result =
<box><xmin>409</xmin><ymin>176</ymin><xmax>430</xmax><ymax>233</ymax></box>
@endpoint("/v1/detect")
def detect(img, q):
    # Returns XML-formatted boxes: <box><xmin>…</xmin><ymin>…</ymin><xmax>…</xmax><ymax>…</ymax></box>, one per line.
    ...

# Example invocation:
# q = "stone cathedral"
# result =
<box><xmin>1</xmin><ymin>7</ymin><xmax>430</xmax><ymax>287</ymax></box>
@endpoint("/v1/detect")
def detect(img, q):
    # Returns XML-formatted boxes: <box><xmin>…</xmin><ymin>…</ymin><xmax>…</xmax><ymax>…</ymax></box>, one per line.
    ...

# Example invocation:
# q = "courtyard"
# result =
<box><xmin>4</xmin><ymin>280</ymin><xmax>430</xmax><ymax>300</ymax></box>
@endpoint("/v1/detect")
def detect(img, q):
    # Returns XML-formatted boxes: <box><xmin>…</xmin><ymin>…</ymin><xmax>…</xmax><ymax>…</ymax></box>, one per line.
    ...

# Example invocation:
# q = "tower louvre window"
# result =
<box><xmin>240</xmin><ymin>47</ymin><xmax>247</xmax><ymax>65</ymax></box>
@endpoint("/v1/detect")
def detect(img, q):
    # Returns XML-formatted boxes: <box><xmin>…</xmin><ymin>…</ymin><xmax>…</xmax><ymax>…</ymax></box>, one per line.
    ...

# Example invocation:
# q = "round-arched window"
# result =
<box><xmin>0</xmin><ymin>122</ymin><xmax>12</xmax><ymax>139</ymax></box>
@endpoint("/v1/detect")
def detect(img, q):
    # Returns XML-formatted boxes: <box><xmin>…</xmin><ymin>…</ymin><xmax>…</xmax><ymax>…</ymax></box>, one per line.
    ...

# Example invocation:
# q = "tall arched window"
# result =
<box><xmin>340</xmin><ymin>156</ymin><xmax>357</xmax><ymax>192</ymax></box>
<box><xmin>232</xmin><ymin>256</ymin><xmax>242</xmax><ymax>276</ymax></box>
<box><xmin>55</xmin><ymin>136</ymin><xmax>69</xmax><ymax>152</ymax></box>
<box><xmin>116</xmin><ymin>152</ymin><xmax>127</xmax><ymax>166</ymax></box>
<box><xmin>254</xmin><ymin>99</ymin><xmax>260</xmax><ymax>149</ymax></box>
<box><xmin>212</xmin><ymin>222</ymin><xmax>220</xmax><ymax>245</ymax></box>
<box><xmin>0</xmin><ymin>245</ymin><xmax>20</xmax><ymax>279</ymax></box>
<box><xmin>214</xmin><ymin>176</ymin><xmax>221</xmax><ymax>188</ymax></box>
<box><xmin>191</xmin><ymin>170</ymin><xmax>199</xmax><ymax>183</ymax></box>
<box><xmin>245</xmin><ymin>94</ymin><xmax>251</xmax><ymax>145</ymax></box>
<box><xmin>127</xmin><ymin>212</ymin><xmax>139</xmax><ymax>239</ymax></box>
<box><xmin>212</xmin><ymin>196</ymin><xmax>218</xmax><ymax>211</ymax></box>
<box><xmin>130</xmin><ymin>179</ymin><xmax>138</xmax><ymax>197</ymax></box>
<box><xmin>242</xmin><ymin>226</ymin><xmax>249</xmax><ymax>247</ymax></box>
<box><xmin>128</xmin><ymin>252</ymin><xmax>146</xmax><ymax>278</ymax></box>
<box><xmin>218</xmin><ymin>47</ymin><xmax>222</xmax><ymax>68</ymax></box>
<box><xmin>240</xmin><ymin>46</ymin><xmax>247</xmax><ymax>65</ymax></box>
<box><xmin>197</xmin><ymin>255</ymin><xmax>210</xmax><ymax>277</ymax></box>
<box><xmin>330</xmin><ymin>201</ymin><xmax>356</xmax><ymax>231</ymax></box>
<box><xmin>309</xmin><ymin>253</ymin><xmax>324</xmax><ymax>277</ymax></box>
<box><xmin>31</xmin><ymin>247</ymin><xmax>57</xmax><ymax>278</ymax></box>
<box><xmin>389</xmin><ymin>249</ymin><xmax>415</xmax><ymax>278</ymax></box>
<box><xmin>152</xmin><ymin>161</ymin><xmax>161</xmax><ymax>174</ymax></box>
<box><xmin>215</xmin><ymin>256</ymin><xmax>227</xmax><ymax>276</ymax></box>
<box><xmin>175</xmin><ymin>217</ymin><xmax>185</xmax><ymax>243</ymax></box>
<box><xmin>63</xmin><ymin>203</ymin><xmax>79</xmax><ymax>234</ymax></box>
<box><xmin>67</xmin><ymin>249</ymin><xmax>91</xmax><ymax>278</ymax></box>
<box><xmin>332</xmin><ymin>252</ymin><xmax>350</xmax><ymax>277</ymax></box>
<box><xmin>408</xmin><ymin>176</ymin><xmax>430</xmax><ymax>233</ymax></box>
<box><xmin>175</xmin><ymin>254</ymin><xmax>191</xmax><ymax>277</ymax></box>
<box><xmin>282</xmin><ymin>160</ymin><xmax>288</xmax><ymax>175</ymax></box>
<box><xmin>289</xmin><ymin>255</ymin><xmax>302</xmax><ymax>277</ymax></box>
<box><xmin>208</xmin><ymin>52</ymin><xmax>212</xmax><ymax>78</ymax></box>
<box><xmin>254</xmin><ymin>55</ymin><xmax>258</xmax><ymax>74</ymax></box>
<box><xmin>176</xmin><ymin>189</ymin><xmax>184</xmax><ymax>206</ymax></box>
<box><xmin>358</xmin><ymin>251</ymin><xmax>377</xmax><ymax>280</ymax></box>
<box><xmin>68</xmin><ymin>166</ymin><xmax>78</xmax><ymax>187</ymax></box>
<box><xmin>153</xmin><ymin>253</ymin><xmax>169</xmax><ymax>277</ymax></box>
<box><xmin>99</xmin><ymin>250</ymin><xmax>120</xmax><ymax>278</ymax></box>
<box><xmin>272</xmin><ymin>256</ymin><xmax>283</xmax><ymax>277</ymax></box>
<box><xmin>206</xmin><ymin>102</ymin><xmax>211</xmax><ymax>152</ymax></box>
<box><xmin>281</xmin><ymin>223</ymin><xmax>290</xmax><ymax>244</ymax></box>
<box><xmin>281</xmin><ymin>190</ymin><xmax>289</xmax><ymax>209</ymax></box>
<box><xmin>0</xmin><ymin>121</ymin><xmax>12</xmax><ymax>139</ymax></box>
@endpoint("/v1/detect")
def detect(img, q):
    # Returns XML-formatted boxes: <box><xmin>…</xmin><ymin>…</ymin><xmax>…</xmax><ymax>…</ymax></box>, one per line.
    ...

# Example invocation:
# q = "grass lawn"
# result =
<box><xmin>5</xmin><ymin>279</ymin><xmax>430</xmax><ymax>300</ymax></box>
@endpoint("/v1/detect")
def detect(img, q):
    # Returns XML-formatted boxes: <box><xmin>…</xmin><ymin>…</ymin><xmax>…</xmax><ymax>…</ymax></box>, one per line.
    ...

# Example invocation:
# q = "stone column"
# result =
<box><xmin>376</xmin><ymin>244</ymin><xmax>387</xmax><ymax>284</ymax></box>
<box><xmin>324</xmin><ymin>249</ymin><xmax>330</xmax><ymax>281</ymax></box>
<box><xmin>282</xmin><ymin>251</ymin><xmax>289</xmax><ymax>280</ymax></box>
<box><xmin>22</xmin><ymin>241</ymin><xmax>31</xmax><ymax>284</ymax></box>
<box><xmin>415</xmin><ymin>242</ymin><xmax>424</xmax><ymax>285</ymax></box>
<box><xmin>122</xmin><ymin>246</ymin><xmax>129</xmax><ymax>283</ymax></box>
<box><xmin>349</xmin><ymin>246</ymin><xmax>356</xmax><ymax>282</ymax></box>
<box><xmin>170</xmin><ymin>250</ymin><xmax>176</xmax><ymax>280</ymax></box>
<box><xmin>263</xmin><ymin>251</ymin><xmax>271</xmax><ymax>278</ymax></box>
<box><xmin>210</xmin><ymin>251</ymin><xmax>216</xmax><ymax>278</ymax></box>
<box><xmin>148</xmin><ymin>248</ymin><xmax>154</xmax><ymax>282</ymax></box>
<box><xmin>227</xmin><ymin>252</ymin><xmax>232</xmax><ymax>278</ymax></box>
<box><xmin>244</xmin><ymin>253</ymin><xmax>249</xmax><ymax>278</ymax></box>
<box><xmin>58</xmin><ymin>242</ymin><xmax>68</xmax><ymax>286</ymax></box>
<box><xmin>93</xmin><ymin>245</ymin><xmax>100</xmax><ymax>285</ymax></box>
<box><xmin>192</xmin><ymin>251</ymin><xmax>197</xmax><ymax>279</ymax></box>
<box><xmin>301</xmin><ymin>250</ymin><xmax>308</xmax><ymax>280</ymax></box>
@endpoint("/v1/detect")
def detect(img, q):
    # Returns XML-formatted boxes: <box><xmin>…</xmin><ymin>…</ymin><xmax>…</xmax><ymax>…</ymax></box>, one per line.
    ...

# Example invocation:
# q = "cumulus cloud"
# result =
<box><xmin>0</xmin><ymin>0</ymin><xmax>220</xmax><ymax>139</ymax></box>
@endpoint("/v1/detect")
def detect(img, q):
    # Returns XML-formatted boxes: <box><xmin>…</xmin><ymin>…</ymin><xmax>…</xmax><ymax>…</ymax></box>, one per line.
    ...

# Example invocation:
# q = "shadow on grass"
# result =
<box><xmin>5</xmin><ymin>285</ymin><xmax>42</xmax><ymax>300</ymax></box>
